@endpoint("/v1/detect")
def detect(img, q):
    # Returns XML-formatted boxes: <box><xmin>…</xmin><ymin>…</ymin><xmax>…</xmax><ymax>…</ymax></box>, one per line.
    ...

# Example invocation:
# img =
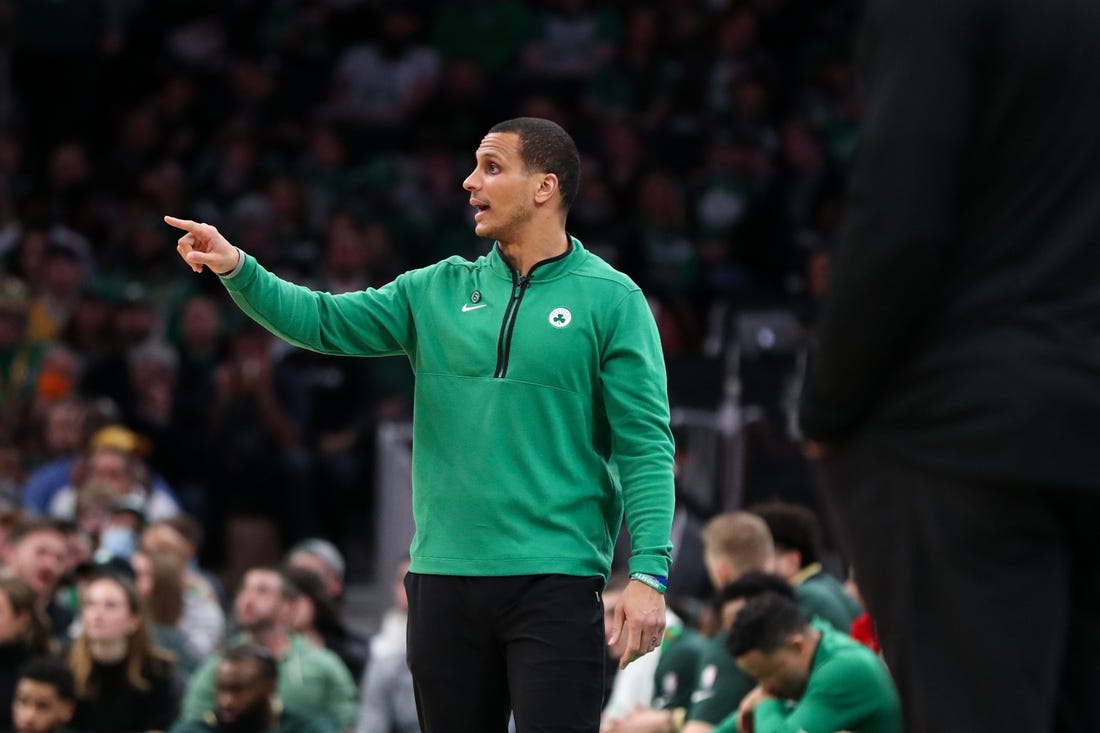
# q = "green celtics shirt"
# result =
<box><xmin>651</xmin><ymin>626</ymin><xmax>707</xmax><ymax>710</ymax></box>
<box><xmin>687</xmin><ymin>631</ymin><xmax>755</xmax><ymax>724</ymax></box>
<box><xmin>792</xmin><ymin>564</ymin><xmax>862</xmax><ymax>632</ymax></box>
<box><xmin>713</xmin><ymin>622</ymin><xmax>901</xmax><ymax>733</ymax></box>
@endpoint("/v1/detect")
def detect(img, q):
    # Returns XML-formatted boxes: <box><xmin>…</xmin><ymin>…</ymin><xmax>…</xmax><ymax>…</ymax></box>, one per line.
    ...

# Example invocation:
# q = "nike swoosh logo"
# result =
<box><xmin>461</xmin><ymin>303</ymin><xmax>488</xmax><ymax>312</ymax></box>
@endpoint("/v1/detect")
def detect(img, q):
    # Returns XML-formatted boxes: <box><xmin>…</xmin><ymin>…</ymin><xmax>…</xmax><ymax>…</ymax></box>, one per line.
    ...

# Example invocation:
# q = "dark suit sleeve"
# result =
<box><xmin>799</xmin><ymin>0</ymin><xmax>979</xmax><ymax>440</ymax></box>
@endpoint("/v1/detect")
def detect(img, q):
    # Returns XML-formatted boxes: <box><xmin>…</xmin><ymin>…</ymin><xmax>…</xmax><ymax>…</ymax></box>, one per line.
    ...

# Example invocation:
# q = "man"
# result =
<box><xmin>167</xmin><ymin>116</ymin><xmax>675</xmax><ymax>733</ymax></box>
<box><xmin>180</xmin><ymin>568</ymin><xmax>357</xmax><ymax>729</ymax></box>
<box><xmin>285</xmin><ymin>539</ymin><xmax>345</xmax><ymax>600</ymax></box>
<box><xmin>798</xmin><ymin>1</ymin><xmax>1100</xmax><ymax>731</ymax></box>
<box><xmin>749</xmin><ymin>501</ymin><xmax>859</xmax><ymax>633</ymax></box>
<box><xmin>170</xmin><ymin>643</ymin><xmax>336</xmax><ymax>733</ymax></box>
<box><xmin>606</xmin><ymin>573</ymin><xmax>794</xmax><ymax>733</ymax></box>
<box><xmin>3</xmin><ymin>519</ymin><xmax>71</xmax><ymax>637</ymax></box>
<box><xmin>11</xmin><ymin>657</ymin><xmax>76</xmax><ymax>733</ymax></box>
<box><xmin>721</xmin><ymin>593</ymin><xmax>900</xmax><ymax>733</ymax></box>
<box><xmin>49</xmin><ymin>436</ymin><xmax>180</xmax><ymax>523</ymax></box>
<box><xmin>699</xmin><ymin>513</ymin><xmax>774</xmax><ymax>593</ymax></box>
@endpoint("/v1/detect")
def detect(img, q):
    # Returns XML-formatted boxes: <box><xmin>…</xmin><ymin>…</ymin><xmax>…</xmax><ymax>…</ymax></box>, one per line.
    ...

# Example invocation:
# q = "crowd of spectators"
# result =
<box><xmin>0</xmin><ymin>501</ymin><xmax>886</xmax><ymax>732</ymax></box>
<box><xmin>0</xmin><ymin>0</ymin><xmax>858</xmax><ymax>573</ymax></box>
<box><xmin>0</xmin><ymin>2</ymin><xmax>882</xmax><ymax>730</ymax></box>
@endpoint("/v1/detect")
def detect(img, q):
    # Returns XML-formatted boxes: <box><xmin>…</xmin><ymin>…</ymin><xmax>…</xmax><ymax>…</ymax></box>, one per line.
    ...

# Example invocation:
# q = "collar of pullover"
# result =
<box><xmin>488</xmin><ymin>235</ymin><xmax>584</xmax><ymax>282</ymax></box>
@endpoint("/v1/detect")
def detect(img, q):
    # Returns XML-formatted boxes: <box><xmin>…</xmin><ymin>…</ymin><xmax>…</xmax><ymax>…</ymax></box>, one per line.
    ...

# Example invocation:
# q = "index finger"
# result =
<box><xmin>618</xmin><ymin>622</ymin><xmax>644</xmax><ymax>669</ymax></box>
<box><xmin>164</xmin><ymin>215</ymin><xmax>198</xmax><ymax>232</ymax></box>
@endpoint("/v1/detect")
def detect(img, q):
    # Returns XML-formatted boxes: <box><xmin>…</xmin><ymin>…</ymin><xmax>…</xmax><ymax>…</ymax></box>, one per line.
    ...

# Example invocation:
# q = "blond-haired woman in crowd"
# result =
<box><xmin>68</xmin><ymin>571</ymin><xmax>178</xmax><ymax>732</ymax></box>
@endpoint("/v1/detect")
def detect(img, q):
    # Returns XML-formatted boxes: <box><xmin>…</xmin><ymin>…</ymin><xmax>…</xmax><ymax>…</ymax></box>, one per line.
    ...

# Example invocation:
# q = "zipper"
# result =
<box><xmin>494</xmin><ymin>271</ymin><xmax>531</xmax><ymax>378</ymax></box>
<box><xmin>492</xmin><ymin>240</ymin><xmax>573</xmax><ymax>379</ymax></box>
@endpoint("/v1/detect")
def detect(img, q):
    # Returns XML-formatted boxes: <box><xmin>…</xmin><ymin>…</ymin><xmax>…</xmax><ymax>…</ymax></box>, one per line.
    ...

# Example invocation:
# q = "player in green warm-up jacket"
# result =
<box><xmin>166</xmin><ymin>116</ymin><xmax>675</xmax><ymax>733</ymax></box>
<box><xmin>719</xmin><ymin>593</ymin><xmax>900</xmax><ymax>733</ymax></box>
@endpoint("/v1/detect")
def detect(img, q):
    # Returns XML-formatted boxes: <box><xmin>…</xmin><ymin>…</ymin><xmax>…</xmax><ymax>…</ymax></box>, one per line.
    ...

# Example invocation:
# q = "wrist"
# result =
<box><xmin>218</xmin><ymin>247</ymin><xmax>245</xmax><ymax>277</ymax></box>
<box><xmin>667</xmin><ymin>707</ymin><xmax>686</xmax><ymax>733</ymax></box>
<box><xmin>629</xmin><ymin>571</ymin><xmax>667</xmax><ymax>594</ymax></box>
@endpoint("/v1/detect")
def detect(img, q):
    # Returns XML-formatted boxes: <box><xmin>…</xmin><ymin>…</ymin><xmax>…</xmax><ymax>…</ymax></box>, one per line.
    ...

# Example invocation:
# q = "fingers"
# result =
<box><xmin>164</xmin><ymin>215</ymin><xmax>199</xmax><ymax>232</ymax></box>
<box><xmin>606</xmin><ymin>599</ymin><xmax>626</xmax><ymax>648</ymax></box>
<box><xmin>176</xmin><ymin>233</ymin><xmax>203</xmax><ymax>273</ymax></box>
<box><xmin>617</xmin><ymin>619</ymin><xmax>664</xmax><ymax>669</ymax></box>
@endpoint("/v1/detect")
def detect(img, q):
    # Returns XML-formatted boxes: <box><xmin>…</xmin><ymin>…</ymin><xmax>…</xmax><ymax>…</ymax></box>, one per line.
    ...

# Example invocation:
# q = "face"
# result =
<box><xmin>462</xmin><ymin>132</ymin><xmax>541</xmax><ymax>241</ymax></box>
<box><xmin>7</xmin><ymin>530</ymin><xmax>66</xmax><ymax>597</ymax></box>
<box><xmin>719</xmin><ymin>597</ymin><xmax>747</xmax><ymax>632</ymax></box>
<box><xmin>234</xmin><ymin>570</ymin><xmax>285</xmax><ymax>632</ymax></box>
<box><xmin>131</xmin><ymin>553</ymin><xmax>154</xmax><ymax>598</ymax></box>
<box><xmin>773</xmin><ymin>550</ymin><xmax>802</xmax><ymax>583</ymax></box>
<box><xmin>703</xmin><ymin>549</ymin><xmax>730</xmax><ymax>590</ymax></box>
<box><xmin>0</xmin><ymin>590</ymin><xmax>29</xmax><ymax>643</ymax></box>
<box><xmin>288</xmin><ymin>554</ymin><xmax>340</xmax><ymax>599</ymax></box>
<box><xmin>215</xmin><ymin>659</ymin><xmax>273</xmax><ymax>726</ymax></box>
<box><xmin>81</xmin><ymin>578</ymin><xmax>140</xmax><ymax>643</ymax></box>
<box><xmin>12</xmin><ymin>679</ymin><xmax>74</xmax><ymax>733</ymax></box>
<box><xmin>736</xmin><ymin>643</ymin><xmax>811</xmax><ymax>700</ymax></box>
<box><xmin>87</xmin><ymin>449</ymin><xmax>132</xmax><ymax>494</ymax></box>
<box><xmin>44</xmin><ymin>402</ymin><xmax>84</xmax><ymax>454</ymax></box>
<box><xmin>288</xmin><ymin>593</ymin><xmax>315</xmax><ymax>633</ymax></box>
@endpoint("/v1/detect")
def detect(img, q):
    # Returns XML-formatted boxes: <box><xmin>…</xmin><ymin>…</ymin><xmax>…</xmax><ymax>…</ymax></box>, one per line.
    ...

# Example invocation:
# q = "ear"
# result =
<box><xmin>787</xmin><ymin>631</ymin><xmax>807</xmax><ymax>655</ymax></box>
<box><xmin>60</xmin><ymin>700</ymin><xmax>75</xmax><ymax>723</ymax></box>
<box><xmin>533</xmin><ymin>173</ymin><xmax>559</xmax><ymax>205</ymax></box>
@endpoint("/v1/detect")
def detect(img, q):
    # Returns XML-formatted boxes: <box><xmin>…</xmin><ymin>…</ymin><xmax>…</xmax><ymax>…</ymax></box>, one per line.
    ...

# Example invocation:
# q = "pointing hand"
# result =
<box><xmin>165</xmin><ymin>215</ymin><xmax>240</xmax><ymax>275</ymax></box>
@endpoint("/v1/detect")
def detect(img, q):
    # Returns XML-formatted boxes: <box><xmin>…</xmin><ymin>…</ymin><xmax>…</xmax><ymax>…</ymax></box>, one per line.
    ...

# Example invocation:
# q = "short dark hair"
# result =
<box><xmin>7</xmin><ymin>518</ymin><xmax>65</xmax><ymax>547</ymax></box>
<box><xmin>222</xmin><ymin>642</ymin><xmax>279</xmax><ymax>682</ymax></box>
<box><xmin>711</xmin><ymin>571</ymin><xmax>795</xmax><ymax>612</ymax></box>
<box><xmin>727</xmin><ymin>593</ymin><xmax>809</xmax><ymax>658</ymax></box>
<box><xmin>750</xmin><ymin>501</ymin><xmax>823</xmax><ymax>567</ymax></box>
<box><xmin>18</xmin><ymin>656</ymin><xmax>76</xmax><ymax>702</ymax></box>
<box><xmin>488</xmin><ymin>117</ymin><xmax>580</xmax><ymax>212</ymax></box>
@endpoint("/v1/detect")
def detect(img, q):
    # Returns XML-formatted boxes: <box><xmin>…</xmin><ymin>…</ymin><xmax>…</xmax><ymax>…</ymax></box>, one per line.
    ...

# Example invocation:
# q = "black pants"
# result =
<box><xmin>820</xmin><ymin>441</ymin><xmax>1100</xmax><ymax>733</ymax></box>
<box><xmin>405</xmin><ymin>573</ymin><xmax>606</xmax><ymax>733</ymax></box>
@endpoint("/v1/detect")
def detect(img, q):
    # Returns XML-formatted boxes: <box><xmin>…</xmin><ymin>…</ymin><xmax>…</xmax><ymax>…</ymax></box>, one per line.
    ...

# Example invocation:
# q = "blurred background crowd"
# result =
<box><xmin>0</xmin><ymin>1</ymin><xmax>876</xmax><ymax>731</ymax></box>
<box><xmin>0</xmin><ymin>0</ymin><xmax>859</xmax><ymax>580</ymax></box>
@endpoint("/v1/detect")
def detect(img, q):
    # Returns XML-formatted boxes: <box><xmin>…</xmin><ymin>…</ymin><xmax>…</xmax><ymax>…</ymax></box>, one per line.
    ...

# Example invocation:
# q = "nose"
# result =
<box><xmin>463</xmin><ymin>170</ymin><xmax>478</xmax><ymax>191</ymax></box>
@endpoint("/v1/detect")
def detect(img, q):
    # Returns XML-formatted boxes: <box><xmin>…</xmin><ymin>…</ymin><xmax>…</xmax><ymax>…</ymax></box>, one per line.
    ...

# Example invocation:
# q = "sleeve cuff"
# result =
<box><xmin>218</xmin><ymin>247</ymin><xmax>246</xmax><ymax>279</ymax></box>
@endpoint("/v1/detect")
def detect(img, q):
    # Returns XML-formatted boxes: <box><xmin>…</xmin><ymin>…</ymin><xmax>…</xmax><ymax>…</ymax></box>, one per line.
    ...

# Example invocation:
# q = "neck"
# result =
<box><xmin>89</xmin><ymin>638</ymin><xmax>129</xmax><ymax>664</ymax></box>
<box><xmin>249</xmin><ymin>627</ymin><xmax>291</xmax><ymax>658</ymax></box>
<box><xmin>496</xmin><ymin>223</ymin><xmax>569</xmax><ymax>276</ymax></box>
<box><xmin>802</xmin><ymin>627</ymin><xmax>823</xmax><ymax>668</ymax></box>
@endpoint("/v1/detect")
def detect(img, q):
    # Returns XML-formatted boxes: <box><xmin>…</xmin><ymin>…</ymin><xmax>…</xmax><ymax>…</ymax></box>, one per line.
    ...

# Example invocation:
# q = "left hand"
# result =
<box><xmin>737</xmin><ymin>686</ymin><xmax>772</xmax><ymax>733</ymax></box>
<box><xmin>607</xmin><ymin>579</ymin><xmax>666</xmax><ymax>670</ymax></box>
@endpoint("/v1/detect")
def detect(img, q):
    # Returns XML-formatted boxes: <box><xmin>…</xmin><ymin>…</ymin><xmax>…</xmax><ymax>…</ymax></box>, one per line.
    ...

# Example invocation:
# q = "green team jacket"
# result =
<box><xmin>714</xmin><ymin>622</ymin><xmax>901</xmax><ymax>733</ymax></box>
<box><xmin>222</xmin><ymin>237</ymin><xmax>675</xmax><ymax>580</ymax></box>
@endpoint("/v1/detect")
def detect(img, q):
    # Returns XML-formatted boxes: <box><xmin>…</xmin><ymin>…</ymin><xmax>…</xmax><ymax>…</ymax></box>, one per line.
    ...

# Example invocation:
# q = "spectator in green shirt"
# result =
<box><xmin>720</xmin><ymin>593</ymin><xmax>900</xmax><ymax>733</ymax></box>
<box><xmin>170</xmin><ymin>642</ymin><xmax>336</xmax><ymax>733</ymax></box>
<box><xmin>750</xmin><ymin>501</ymin><xmax>861</xmax><ymax>632</ymax></box>
<box><xmin>179</xmin><ymin>568</ymin><xmax>358</xmax><ymax>729</ymax></box>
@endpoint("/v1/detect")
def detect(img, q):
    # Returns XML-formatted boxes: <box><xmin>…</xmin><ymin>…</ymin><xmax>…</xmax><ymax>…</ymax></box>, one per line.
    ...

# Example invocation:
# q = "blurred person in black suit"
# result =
<box><xmin>799</xmin><ymin>1</ymin><xmax>1100</xmax><ymax>731</ymax></box>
